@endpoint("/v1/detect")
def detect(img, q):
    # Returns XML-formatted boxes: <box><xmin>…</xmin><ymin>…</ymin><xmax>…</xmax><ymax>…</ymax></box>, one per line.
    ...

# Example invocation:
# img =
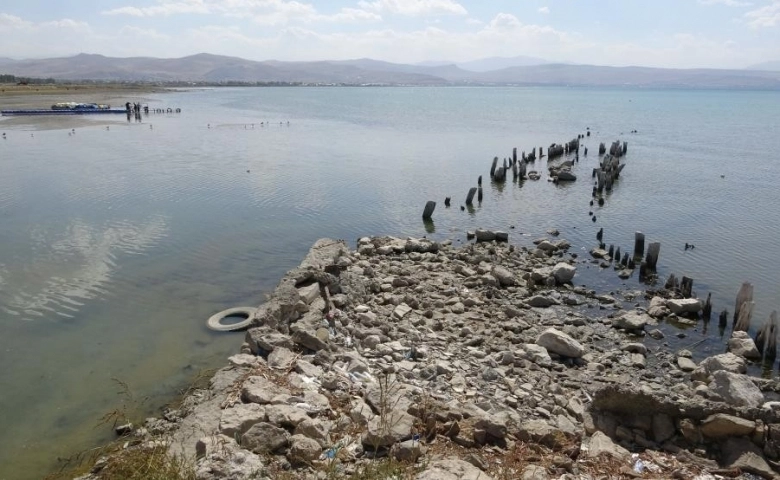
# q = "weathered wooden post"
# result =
<box><xmin>665</xmin><ymin>273</ymin><xmax>678</xmax><ymax>290</ymax></box>
<box><xmin>733</xmin><ymin>282</ymin><xmax>754</xmax><ymax>324</ymax></box>
<box><xmin>680</xmin><ymin>276</ymin><xmax>693</xmax><ymax>299</ymax></box>
<box><xmin>513</xmin><ymin>147</ymin><xmax>517</xmax><ymax>164</ymax></box>
<box><xmin>719</xmin><ymin>309</ymin><xmax>729</xmax><ymax>329</ymax></box>
<box><xmin>614</xmin><ymin>247</ymin><xmax>621</xmax><ymax>264</ymax></box>
<box><xmin>645</xmin><ymin>242</ymin><xmax>660</xmax><ymax>270</ymax></box>
<box><xmin>596</xmin><ymin>227</ymin><xmax>603</xmax><ymax>242</ymax></box>
<box><xmin>599</xmin><ymin>142</ymin><xmax>606</xmax><ymax>155</ymax></box>
<box><xmin>735</xmin><ymin>301</ymin><xmax>753</xmax><ymax>332</ymax></box>
<box><xmin>702</xmin><ymin>293</ymin><xmax>712</xmax><ymax>319</ymax></box>
<box><xmin>444</xmin><ymin>197</ymin><xmax>451</xmax><ymax>207</ymax></box>
<box><xmin>639</xmin><ymin>262</ymin><xmax>647</xmax><ymax>280</ymax></box>
<box><xmin>621</xmin><ymin>252</ymin><xmax>629</xmax><ymax>267</ymax></box>
<box><xmin>608</xmin><ymin>244</ymin><xmax>614</xmax><ymax>260</ymax></box>
<box><xmin>478</xmin><ymin>175</ymin><xmax>482</xmax><ymax>186</ymax></box>
<box><xmin>465</xmin><ymin>187</ymin><xmax>477</xmax><ymax>205</ymax></box>
<box><xmin>584</xmin><ymin>147</ymin><xmax>588</xmax><ymax>156</ymax></box>
<box><xmin>490</xmin><ymin>157</ymin><xmax>498</xmax><ymax>179</ymax></box>
<box><xmin>422</xmin><ymin>201</ymin><xmax>436</xmax><ymax>220</ymax></box>
<box><xmin>634</xmin><ymin>232</ymin><xmax>645</xmax><ymax>259</ymax></box>
<box><xmin>756</xmin><ymin>311</ymin><xmax>778</xmax><ymax>360</ymax></box>
<box><xmin>623</xmin><ymin>141</ymin><xmax>628</xmax><ymax>155</ymax></box>
<box><xmin>477</xmin><ymin>186</ymin><xmax>483</xmax><ymax>203</ymax></box>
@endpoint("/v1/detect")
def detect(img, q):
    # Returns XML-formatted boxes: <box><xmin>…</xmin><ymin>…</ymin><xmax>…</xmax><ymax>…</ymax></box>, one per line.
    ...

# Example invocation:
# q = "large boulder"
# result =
<box><xmin>667</xmin><ymin>298</ymin><xmax>702</xmax><ymax>315</ymax></box>
<box><xmin>693</xmin><ymin>352</ymin><xmax>747</xmax><ymax>381</ymax></box>
<box><xmin>219</xmin><ymin>403</ymin><xmax>266</xmax><ymax>437</ymax></box>
<box><xmin>728</xmin><ymin>331</ymin><xmax>761</xmax><ymax>359</ymax></box>
<box><xmin>552</xmin><ymin>262</ymin><xmax>576</xmax><ymax>284</ymax></box>
<box><xmin>721</xmin><ymin>437</ymin><xmax>776</xmax><ymax>479</ymax></box>
<box><xmin>585</xmin><ymin>431</ymin><xmax>630</xmax><ymax>459</ymax></box>
<box><xmin>709</xmin><ymin>371</ymin><xmax>764</xmax><ymax>408</ymax></box>
<box><xmin>536</xmin><ymin>328</ymin><xmax>584</xmax><ymax>358</ymax></box>
<box><xmin>241</xmin><ymin>422</ymin><xmax>290</xmax><ymax>454</ymax></box>
<box><xmin>700</xmin><ymin>414</ymin><xmax>755</xmax><ymax>438</ymax></box>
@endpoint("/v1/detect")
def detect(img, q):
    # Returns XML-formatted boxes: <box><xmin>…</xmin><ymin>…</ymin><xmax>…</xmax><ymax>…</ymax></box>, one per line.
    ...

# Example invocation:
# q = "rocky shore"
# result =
<box><xmin>79</xmin><ymin>234</ymin><xmax>780</xmax><ymax>479</ymax></box>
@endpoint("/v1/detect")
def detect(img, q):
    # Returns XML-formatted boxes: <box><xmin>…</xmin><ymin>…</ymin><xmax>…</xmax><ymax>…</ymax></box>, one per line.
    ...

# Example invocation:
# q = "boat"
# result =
<box><xmin>1</xmin><ymin>102</ymin><xmax>129</xmax><ymax>116</ymax></box>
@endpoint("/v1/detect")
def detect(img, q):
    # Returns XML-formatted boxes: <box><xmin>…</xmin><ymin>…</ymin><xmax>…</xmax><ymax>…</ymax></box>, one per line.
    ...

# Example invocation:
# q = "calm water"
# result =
<box><xmin>1</xmin><ymin>86</ymin><xmax>779</xmax><ymax>479</ymax></box>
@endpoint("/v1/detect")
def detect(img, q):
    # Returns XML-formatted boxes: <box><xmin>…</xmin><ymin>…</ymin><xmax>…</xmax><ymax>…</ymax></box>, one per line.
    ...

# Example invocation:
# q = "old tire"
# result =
<box><xmin>207</xmin><ymin>307</ymin><xmax>257</xmax><ymax>332</ymax></box>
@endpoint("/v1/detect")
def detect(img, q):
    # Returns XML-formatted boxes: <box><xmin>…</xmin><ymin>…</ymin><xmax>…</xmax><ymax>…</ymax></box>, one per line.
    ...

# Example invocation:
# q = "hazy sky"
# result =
<box><xmin>1</xmin><ymin>0</ymin><xmax>778</xmax><ymax>68</ymax></box>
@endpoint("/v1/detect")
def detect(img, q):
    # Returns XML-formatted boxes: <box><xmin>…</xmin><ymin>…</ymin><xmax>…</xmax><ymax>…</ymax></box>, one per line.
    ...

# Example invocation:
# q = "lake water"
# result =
<box><xmin>1</xmin><ymin>86</ymin><xmax>779</xmax><ymax>479</ymax></box>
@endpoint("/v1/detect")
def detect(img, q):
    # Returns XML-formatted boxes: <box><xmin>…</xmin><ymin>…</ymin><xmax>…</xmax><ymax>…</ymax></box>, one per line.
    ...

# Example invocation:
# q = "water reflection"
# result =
<box><xmin>0</xmin><ymin>217</ymin><xmax>167</xmax><ymax>321</ymax></box>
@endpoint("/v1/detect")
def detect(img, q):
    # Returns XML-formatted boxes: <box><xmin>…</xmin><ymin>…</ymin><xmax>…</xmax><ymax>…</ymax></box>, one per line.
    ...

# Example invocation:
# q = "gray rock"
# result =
<box><xmin>349</xmin><ymin>398</ymin><xmax>376</xmax><ymax>425</ymax></box>
<box><xmin>652</xmin><ymin>413</ymin><xmax>676</xmax><ymax>443</ymax></box>
<box><xmin>612</xmin><ymin>311</ymin><xmax>652</xmax><ymax>331</ymax></box>
<box><xmin>219</xmin><ymin>403</ymin><xmax>266</xmax><ymax>437</ymax></box>
<box><xmin>527</xmin><ymin>295</ymin><xmax>558</xmax><ymax>308</ymax></box>
<box><xmin>700</xmin><ymin>413</ymin><xmax>755</xmax><ymax>438</ymax></box>
<box><xmin>728</xmin><ymin>331</ymin><xmax>761</xmax><ymax>359</ymax></box>
<box><xmin>415</xmin><ymin>458</ymin><xmax>494</xmax><ymax>480</ymax></box>
<box><xmin>265</xmin><ymin>404</ymin><xmax>310</xmax><ymax>428</ymax></box>
<box><xmin>241</xmin><ymin>422</ymin><xmax>289</xmax><ymax>454</ymax></box>
<box><xmin>552</xmin><ymin>262</ymin><xmax>576</xmax><ymax>284</ymax></box>
<box><xmin>394</xmin><ymin>303</ymin><xmax>412</xmax><ymax>320</ymax></box>
<box><xmin>647</xmin><ymin>296</ymin><xmax>671</xmax><ymax>318</ymax></box>
<box><xmin>293</xmin><ymin>418</ymin><xmax>330</xmax><ymax>447</ymax></box>
<box><xmin>721</xmin><ymin>437</ymin><xmax>776</xmax><ymax>479</ymax></box>
<box><xmin>241</xmin><ymin>376</ymin><xmax>290</xmax><ymax>404</ymax></box>
<box><xmin>492</xmin><ymin>266</ymin><xmax>517</xmax><ymax>287</ymax></box>
<box><xmin>245</xmin><ymin>328</ymin><xmax>294</xmax><ymax>354</ymax></box>
<box><xmin>536</xmin><ymin>328</ymin><xmax>584</xmax><ymax>358</ymax></box>
<box><xmin>667</xmin><ymin>298</ymin><xmax>702</xmax><ymax>315</ymax></box>
<box><xmin>362</xmin><ymin>410</ymin><xmax>415</xmax><ymax>448</ymax></box>
<box><xmin>391</xmin><ymin>439</ymin><xmax>424</xmax><ymax>462</ymax></box>
<box><xmin>287</xmin><ymin>434</ymin><xmax>322</xmax><ymax>464</ymax></box>
<box><xmin>267</xmin><ymin>346</ymin><xmax>296</xmax><ymax>370</ymax></box>
<box><xmin>195</xmin><ymin>435</ymin><xmax>266</xmax><ymax>480</ymax></box>
<box><xmin>290</xmin><ymin>328</ymin><xmax>328</xmax><ymax>351</ymax></box>
<box><xmin>677</xmin><ymin>356</ymin><xmax>697</xmax><ymax>372</ymax></box>
<box><xmin>696</xmin><ymin>352</ymin><xmax>747</xmax><ymax>378</ymax></box>
<box><xmin>709</xmin><ymin>370</ymin><xmax>764</xmax><ymax>408</ymax></box>
<box><xmin>521</xmin><ymin>465</ymin><xmax>549</xmax><ymax>480</ymax></box>
<box><xmin>586</xmin><ymin>431</ymin><xmax>630</xmax><ymax>459</ymax></box>
<box><xmin>518</xmin><ymin>344</ymin><xmax>552</xmax><ymax>365</ymax></box>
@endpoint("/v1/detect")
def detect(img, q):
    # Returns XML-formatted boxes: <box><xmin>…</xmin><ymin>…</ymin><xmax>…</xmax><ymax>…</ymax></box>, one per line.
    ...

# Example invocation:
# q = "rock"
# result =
<box><xmin>362</xmin><ymin>410</ymin><xmax>415</xmax><ymax>448</ymax></box>
<box><xmin>416</xmin><ymin>458</ymin><xmax>494</xmax><ymax>480</ymax></box>
<box><xmin>245</xmin><ymin>328</ymin><xmax>294</xmax><ymax>354</ymax></box>
<box><xmin>552</xmin><ymin>262</ymin><xmax>576</xmax><ymax>284</ymax></box>
<box><xmin>219</xmin><ymin>403</ymin><xmax>266</xmax><ymax>437</ymax></box>
<box><xmin>527</xmin><ymin>295</ymin><xmax>558</xmax><ymax>308</ymax></box>
<box><xmin>293</xmin><ymin>418</ymin><xmax>330</xmax><ymax>447</ymax></box>
<box><xmin>728</xmin><ymin>331</ymin><xmax>761</xmax><ymax>359</ymax></box>
<box><xmin>242</xmin><ymin>376</ymin><xmax>290</xmax><ymax>404</ymax></box>
<box><xmin>265</xmin><ymin>404</ymin><xmax>310</xmax><ymax>428</ymax></box>
<box><xmin>721</xmin><ymin>437</ymin><xmax>776</xmax><ymax>479</ymax></box>
<box><xmin>647</xmin><ymin>296</ymin><xmax>671</xmax><ymax>318</ymax></box>
<box><xmin>287</xmin><ymin>434</ymin><xmax>321</xmax><ymax>464</ymax></box>
<box><xmin>586</xmin><ymin>431</ymin><xmax>630</xmax><ymax>459</ymax></box>
<box><xmin>391</xmin><ymin>439</ymin><xmax>424</xmax><ymax>462</ymax></box>
<box><xmin>521</xmin><ymin>465</ymin><xmax>549</xmax><ymax>480</ymax></box>
<box><xmin>241</xmin><ymin>422</ymin><xmax>289</xmax><ymax>454</ymax></box>
<box><xmin>677</xmin><ymin>357</ymin><xmax>697</xmax><ymax>372</ymax></box>
<box><xmin>696</xmin><ymin>352</ymin><xmax>747</xmax><ymax>378</ymax></box>
<box><xmin>195</xmin><ymin>435</ymin><xmax>266</xmax><ymax>480</ymax></box>
<box><xmin>475</xmin><ymin>229</ymin><xmax>496</xmax><ymax>242</ymax></box>
<box><xmin>612</xmin><ymin>311</ymin><xmax>652</xmax><ymax>331</ymax></box>
<box><xmin>709</xmin><ymin>370</ymin><xmax>764</xmax><ymax>408</ymax></box>
<box><xmin>267</xmin><ymin>346</ymin><xmax>296</xmax><ymax>370</ymax></box>
<box><xmin>666</xmin><ymin>298</ymin><xmax>702</xmax><ymax>315</ymax></box>
<box><xmin>349</xmin><ymin>398</ymin><xmax>376</xmax><ymax>425</ymax></box>
<box><xmin>297</xmin><ymin>283</ymin><xmax>321</xmax><ymax>305</ymax></box>
<box><xmin>492</xmin><ymin>266</ymin><xmax>517</xmax><ymax>287</ymax></box>
<box><xmin>557</xmin><ymin>171</ymin><xmax>577</xmax><ymax>182</ymax></box>
<box><xmin>537</xmin><ymin>241</ymin><xmax>557</xmax><ymax>252</ymax></box>
<box><xmin>536</xmin><ymin>328</ymin><xmax>585</xmax><ymax>358</ymax></box>
<box><xmin>394</xmin><ymin>303</ymin><xmax>412</xmax><ymax>320</ymax></box>
<box><xmin>700</xmin><ymin>414</ymin><xmax>755</xmax><ymax>438</ymax></box>
<box><xmin>290</xmin><ymin>329</ymin><xmax>328</xmax><ymax>351</ymax></box>
<box><xmin>652</xmin><ymin>413</ymin><xmax>676</xmax><ymax>443</ymax></box>
<box><xmin>518</xmin><ymin>344</ymin><xmax>552</xmax><ymax>365</ymax></box>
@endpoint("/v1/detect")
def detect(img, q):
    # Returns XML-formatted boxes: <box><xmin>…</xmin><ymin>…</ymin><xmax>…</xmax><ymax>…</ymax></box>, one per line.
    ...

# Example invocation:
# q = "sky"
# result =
<box><xmin>0</xmin><ymin>0</ymin><xmax>779</xmax><ymax>68</ymax></box>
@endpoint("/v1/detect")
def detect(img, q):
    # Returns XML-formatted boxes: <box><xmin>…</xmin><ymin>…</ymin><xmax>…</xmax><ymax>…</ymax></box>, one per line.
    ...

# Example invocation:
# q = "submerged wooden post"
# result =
<box><xmin>702</xmin><ymin>293</ymin><xmax>712</xmax><ymax>319</ymax></box>
<box><xmin>614</xmin><ymin>247</ymin><xmax>621</xmax><ymax>264</ymax></box>
<box><xmin>608</xmin><ymin>244</ymin><xmax>614</xmax><ymax>260</ymax></box>
<box><xmin>490</xmin><ymin>157</ymin><xmax>498</xmax><ymax>179</ymax></box>
<box><xmin>733</xmin><ymin>282</ymin><xmax>754</xmax><ymax>324</ymax></box>
<box><xmin>719</xmin><ymin>309</ymin><xmax>729</xmax><ymax>329</ymax></box>
<box><xmin>513</xmin><ymin>147</ymin><xmax>517</xmax><ymax>164</ymax></box>
<box><xmin>444</xmin><ymin>197</ymin><xmax>451</xmax><ymax>207</ymax></box>
<box><xmin>465</xmin><ymin>187</ymin><xmax>477</xmax><ymax>205</ymax></box>
<box><xmin>735</xmin><ymin>301</ymin><xmax>753</xmax><ymax>332</ymax></box>
<box><xmin>596</xmin><ymin>227</ymin><xmax>603</xmax><ymax>242</ymax></box>
<box><xmin>478</xmin><ymin>175</ymin><xmax>482</xmax><ymax>186</ymax></box>
<box><xmin>680</xmin><ymin>276</ymin><xmax>693</xmax><ymax>299</ymax></box>
<box><xmin>665</xmin><ymin>273</ymin><xmax>678</xmax><ymax>291</ymax></box>
<box><xmin>599</xmin><ymin>142</ymin><xmax>606</xmax><ymax>155</ymax></box>
<box><xmin>634</xmin><ymin>232</ymin><xmax>645</xmax><ymax>259</ymax></box>
<box><xmin>477</xmin><ymin>186</ymin><xmax>483</xmax><ymax>203</ymax></box>
<box><xmin>422</xmin><ymin>201</ymin><xmax>436</xmax><ymax>220</ymax></box>
<box><xmin>645</xmin><ymin>242</ymin><xmax>661</xmax><ymax>270</ymax></box>
<box><xmin>621</xmin><ymin>252</ymin><xmax>630</xmax><ymax>268</ymax></box>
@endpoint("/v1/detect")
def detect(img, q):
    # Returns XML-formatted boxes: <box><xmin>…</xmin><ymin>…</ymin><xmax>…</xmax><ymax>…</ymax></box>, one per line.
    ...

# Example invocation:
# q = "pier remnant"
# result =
<box><xmin>733</xmin><ymin>282</ymin><xmax>754</xmax><ymax>325</ymax></box>
<box><xmin>645</xmin><ymin>242</ymin><xmax>661</xmax><ymax>270</ymax></box>
<box><xmin>422</xmin><ymin>201</ymin><xmax>436</xmax><ymax>220</ymax></box>
<box><xmin>634</xmin><ymin>232</ymin><xmax>645</xmax><ymax>259</ymax></box>
<box><xmin>465</xmin><ymin>187</ymin><xmax>477</xmax><ymax>205</ymax></box>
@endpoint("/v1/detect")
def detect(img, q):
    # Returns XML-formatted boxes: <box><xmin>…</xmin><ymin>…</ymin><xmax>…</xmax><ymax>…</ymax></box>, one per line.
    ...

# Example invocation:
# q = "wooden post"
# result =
<box><xmin>490</xmin><ymin>157</ymin><xmax>498</xmax><ymax>179</ymax></box>
<box><xmin>478</xmin><ymin>175</ymin><xmax>482</xmax><ymax>186</ymax></box>
<box><xmin>639</xmin><ymin>262</ymin><xmax>647</xmax><ymax>280</ymax></box>
<box><xmin>599</xmin><ymin>142</ymin><xmax>606</xmax><ymax>155</ymax></box>
<box><xmin>513</xmin><ymin>147</ymin><xmax>517</xmax><ymax>164</ymax></box>
<box><xmin>608</xmin><ymin>244</ymin><xmax>614</xmax><ymax>260</ymax></box>
<box><xmin>634</xmin><ymin>232</ymin><xmax>645</xmax><ymax>259</ymax></box>
<box><xmin>719</xmin><ymin>309</ymin><xmax>728</xmax><ymax>329</ymax></box>
<box><xmin>664</xmin><ymin>273</ymin><xmax>677</xmax><ymax>290</ymax></box>
<box><xmin>465</xmin><ymin>187</ymin><xmax>477</xmax><ymax>205</ymax></box>
<box><xmin>733</xmin><ymin>282</ymin><xmax>754</xmax><ymax>324</ymax></box>
<box><xmin>734</xmin><ymin>301</ymin><xmax>753</xmax><ymax>332</ymax></box>
<box><xmin>680</xmin><ymin>276</ymin><xmax>693</xmax><ymax>299</ymax></box>
<box><xmin>422</xmin><ymin>201</ymin><xmax>436</xmax><ymax>219</ymax></box>
<box><xmin>702</xmin><ymin>293</ymin><xmax>712</xmax><ymax>319</ymax></box>
<box><xmin>756</xmin><ymin>311</ymin><xmax>778</xmax><ymax>360</ymax></box>
<box><xmin>477</xmin><ymin>187</ymin><xmax>483</xmax><ymax>203</ymax></box>
<box><xmin>645</xmin><ymin>242</ymin><xmax>660</xmax><ymax>270</ymax></box>
<box><xmin>614</xmin><ymin>247</ymin><xmax>621</xmax><ymax>264</ymax></box>
<box><xmin>444</xmin><ymin>197</ymin><xmax>451</xmax><ymax>207</ymax></box>
<box><xmin>596</xmin><ymin>228</ymin><xmax>603</xmax><ymax>242</ymax></box>
<box><xmin>622</xmin><ymin>252</ymin><xmax>629</xmax><ymax>267</ymax></box>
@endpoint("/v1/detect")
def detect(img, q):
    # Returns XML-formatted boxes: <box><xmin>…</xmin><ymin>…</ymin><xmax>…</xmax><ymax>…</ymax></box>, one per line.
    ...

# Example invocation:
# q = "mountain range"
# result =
<box><xmin>2</xmin><ymin>53</ymin><xmax>780</xmax><ymax>89</ymax></box>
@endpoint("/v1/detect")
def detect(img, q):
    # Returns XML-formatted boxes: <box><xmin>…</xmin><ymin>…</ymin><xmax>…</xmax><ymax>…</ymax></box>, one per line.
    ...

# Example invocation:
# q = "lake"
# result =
<box><xmin>1</xmin><ymin>86</ymin><xmax>779</xmax><ymax>479</ymax></box>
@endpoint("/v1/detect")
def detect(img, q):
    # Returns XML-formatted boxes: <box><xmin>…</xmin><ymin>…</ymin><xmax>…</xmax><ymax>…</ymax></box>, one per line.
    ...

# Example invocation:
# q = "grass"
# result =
<box><xmin>84</xmin><ymin>443</ymin><xmax>195</xmax><ymax>480</ymax></box>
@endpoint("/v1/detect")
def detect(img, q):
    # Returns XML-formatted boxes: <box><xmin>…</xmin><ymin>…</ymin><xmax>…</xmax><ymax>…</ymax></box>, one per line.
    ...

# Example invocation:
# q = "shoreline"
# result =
<box><xmin>70</xmin><ymin>233</ymin><xmax>780</xmax><ymax>479</ymax></box>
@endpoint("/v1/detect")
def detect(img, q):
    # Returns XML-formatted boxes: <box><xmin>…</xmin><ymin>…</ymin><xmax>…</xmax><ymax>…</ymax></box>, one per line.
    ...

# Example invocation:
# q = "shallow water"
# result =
<box><xmin>1</xmin><ymin>86</ymin><xmax>779</xmax><ymax>479</ymax></box>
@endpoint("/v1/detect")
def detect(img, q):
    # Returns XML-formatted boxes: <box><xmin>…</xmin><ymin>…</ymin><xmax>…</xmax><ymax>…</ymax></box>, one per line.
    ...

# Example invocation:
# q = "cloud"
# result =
<box><xmin>102</xmin><ymin>0</ymin><xmax>380</xmax><ymax>24</ymax></box>
<box><xmin>357</xmin><ymin>0</ymin><xmax>467</xmax><ymax>16</ymax></box>
<box><xmin>538</xmin><ymin>7</ymin><xmax>550</xmax><ymax>14</ymax></box>
<box><xmin>0</xmin><ymin>13</ymin><xmax>32</xmax><ymax>28</ymax></box>
<box><xmin>698</xmin><ymin>0</ymin><xmax>751</xmax><ymax>6</ymax></box>
<box><xmin>744</xmin><ymin>1</ymin><xmax>780</xmax><ymax>27</ymax></box>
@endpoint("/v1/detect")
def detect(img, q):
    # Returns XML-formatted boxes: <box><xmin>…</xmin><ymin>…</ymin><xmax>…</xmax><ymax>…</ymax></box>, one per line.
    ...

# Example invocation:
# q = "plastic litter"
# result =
<box><xmin>632</xmin><ymin>454</ymin><xmax>645</xmax><ymax>473</ymax></box>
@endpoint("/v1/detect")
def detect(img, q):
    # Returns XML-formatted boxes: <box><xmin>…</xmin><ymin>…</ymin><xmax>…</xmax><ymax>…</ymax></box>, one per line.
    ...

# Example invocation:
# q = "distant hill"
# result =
<box><xmin>456</xmin><ymin>55</ymin><xmax>548</xmax><ymax>72</ymax></box>
<box><xmin>746</xmin><ymin>61</ymin><xmax>780</xmax><ymax>71</ymax></box>
<box><xmin>2</xmin><ymin>53</ymin><xmax>780</xmax><ymax>89</ymax></box>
